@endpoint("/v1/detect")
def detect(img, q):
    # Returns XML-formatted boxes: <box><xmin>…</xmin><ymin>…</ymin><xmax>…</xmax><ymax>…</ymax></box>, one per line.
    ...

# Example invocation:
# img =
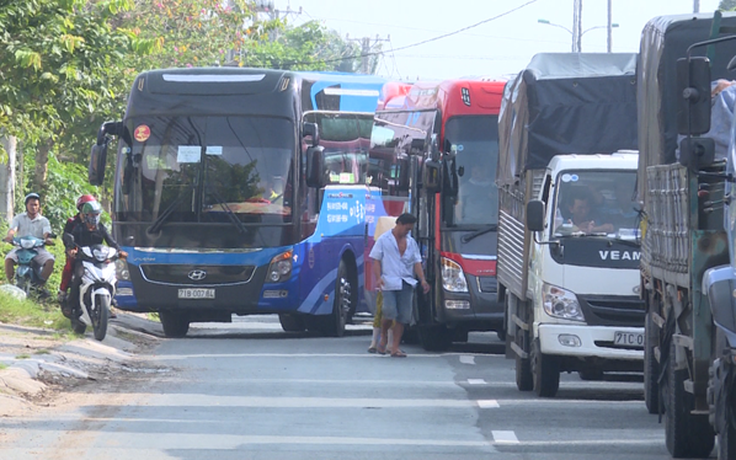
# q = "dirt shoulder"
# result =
<box><xmin>0</xmin><ymin>314</ymin><xmax>161</xmax><ymax>418</ymax></box>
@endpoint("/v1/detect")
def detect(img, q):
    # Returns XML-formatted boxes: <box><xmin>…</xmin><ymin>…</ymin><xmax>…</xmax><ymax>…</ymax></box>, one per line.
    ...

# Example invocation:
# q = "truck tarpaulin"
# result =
<box><xmin>497</xmin><ymin>53</ymin><xmax>637</xmax><ymax>187</ymax></box>
<box><xmin>637</xmin><ymin>12</ymin><xmax>736</xmax><ymax>200</ymax></box>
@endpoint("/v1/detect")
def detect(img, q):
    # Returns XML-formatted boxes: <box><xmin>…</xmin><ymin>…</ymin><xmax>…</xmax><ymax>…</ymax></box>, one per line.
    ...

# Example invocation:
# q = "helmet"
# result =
<box><xmin>82</xmin><ymin>201</ymin><xmax>102</xmax><ymax>227</ymax></box>
<box><xmin>76</xmin><ymin>194</ymin><xmax>96</xmax><ymax>211</ymax></box>
<box><xmin>24</xmin><ymin>192</ymin><xmax>40</xmax><ymax>205</ymax></box>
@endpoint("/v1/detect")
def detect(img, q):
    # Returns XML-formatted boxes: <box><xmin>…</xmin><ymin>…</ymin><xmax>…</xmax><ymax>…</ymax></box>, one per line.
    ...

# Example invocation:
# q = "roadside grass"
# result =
<box><xmin>15</xmin><ymin>354</ymin><xmax>30</xmax><ymax>360</ymax></box>
<box><xmin>0</xmin><ymin>363</ymin><xmax>7</xmax><ymax>370</ymax></box>
<box><xmin>0</xmin><ymin>290</ymin><xmax>70</xmax><ymax>331</ymax></box>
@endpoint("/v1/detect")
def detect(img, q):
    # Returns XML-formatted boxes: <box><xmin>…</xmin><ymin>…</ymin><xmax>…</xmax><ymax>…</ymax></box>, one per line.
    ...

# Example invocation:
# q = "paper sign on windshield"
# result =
<box><xmin>177</xmin><ymin>146</ymin><xmax>201</xmax><ymax>163</ymax></box>
<box><xmin>206</xmin><ymin>146</ymin><xmax>223</xmax><ymax>155</ymax></box>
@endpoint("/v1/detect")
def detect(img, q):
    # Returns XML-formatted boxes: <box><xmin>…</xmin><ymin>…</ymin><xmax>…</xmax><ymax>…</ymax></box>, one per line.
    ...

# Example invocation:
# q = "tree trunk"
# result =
<box><xmin>0</xmin><ymin>135</ymin><xmax>17</xmax><ymax>221</ymax></box>
<box><xmin>33</xmin><ymin>138</ymin><xmax>53</xmax><ymax>193</ymax></box>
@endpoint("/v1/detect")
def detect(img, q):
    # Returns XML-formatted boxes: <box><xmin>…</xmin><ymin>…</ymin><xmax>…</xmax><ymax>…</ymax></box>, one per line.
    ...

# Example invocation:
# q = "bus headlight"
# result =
<box><xmin>267</xmin><ymin>250</ymin><xmax>293</xmax><ymax>283</ymax></box>
<box><xmin>115</xmin><ymin>258</ymin><xmax>130</xmax><ymax>281</ymax></box>
<box><xmin>542</xmin><ymin>283</ymin><xmax>585</xmax><ymax>322</ymax></box>
<box><xmin>441</xmin><ymin>257</ymin><xmax>468</xmax><ymax>292</ymax></box>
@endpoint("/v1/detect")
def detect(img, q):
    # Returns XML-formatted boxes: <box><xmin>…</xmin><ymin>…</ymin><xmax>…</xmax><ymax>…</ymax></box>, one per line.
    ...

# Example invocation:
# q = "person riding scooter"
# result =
<box><xmin>65</xmin><ymin>201</ymin><xmax>127</xmax><ymax>318</ymax></box>
<box><xmin>58</xmin><ymin>195</ymin><xmax>97</xmax><ymax>302</ymax></box>
<box><xmin>4</xmin><ymin>193</ymin><xmax>55</xmax><ymax>292</ymax></box>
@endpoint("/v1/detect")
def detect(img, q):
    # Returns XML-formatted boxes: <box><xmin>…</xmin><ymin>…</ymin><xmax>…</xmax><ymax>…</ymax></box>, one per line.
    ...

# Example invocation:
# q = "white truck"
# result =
<box><xmin>497</xmin><ymin>53</ymin><xmax>645</xmax><ymax>397</ymax></box>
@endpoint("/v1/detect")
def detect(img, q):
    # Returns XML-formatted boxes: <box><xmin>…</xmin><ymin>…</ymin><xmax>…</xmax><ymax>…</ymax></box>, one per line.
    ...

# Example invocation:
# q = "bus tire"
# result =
<box><xmin>644</xmin><ymin>310</ymin><xmax>660</xmax><ymax>414</ymax></box>
<box><xmin>278</xmin><ymin>314</ymin><xmax>305</xmax><ymax>332</ymax></box>
<box><xmin>665</xmin><ymin>341</ymin><xmax>714</xmax><ymax>458</ymax></box>
<box><xmin>531</xmin><ymin>338</ymin><xmax>559</xmax><ymax>398</ymax></box>
<box><xmin>160</xmin><ymin>310</ymin><xmax>190</xmax><ymax>338</ymax></box>
<box><xmin>418</xmin><ymin>324</ymin><xmax>451</xmax><ymax>351</ymax></box>
<box><xmin>323</xmin><ymin>260</ymin><xmax>352</xmax><ymax>337</ymax></box>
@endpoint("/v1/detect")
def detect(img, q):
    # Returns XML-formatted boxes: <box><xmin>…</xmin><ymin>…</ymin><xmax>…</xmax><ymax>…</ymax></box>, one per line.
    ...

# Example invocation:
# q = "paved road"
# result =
<box><xmin>0</xmin><ymin>315</ymin><xmax>712</xmax><ymax>459</ymax></box>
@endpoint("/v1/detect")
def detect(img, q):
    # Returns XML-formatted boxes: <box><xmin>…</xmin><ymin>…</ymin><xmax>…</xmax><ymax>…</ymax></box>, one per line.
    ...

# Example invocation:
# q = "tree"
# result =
<box><xmin>720</xmin><ymin>0</ymin><xmax>736</xmax><ymax>10</ymax></box>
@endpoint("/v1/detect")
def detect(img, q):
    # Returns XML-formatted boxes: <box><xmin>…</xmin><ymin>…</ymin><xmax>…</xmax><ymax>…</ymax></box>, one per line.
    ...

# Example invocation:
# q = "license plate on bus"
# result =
<box><xmin>613</xmin><ymin>331</ymin><xmax>644</xmax><ymax>347</ymax></box>
<box><xmin>178</xmin><ymin>288</ymin><xmax>215</xmax><ymax>299</ymax></box>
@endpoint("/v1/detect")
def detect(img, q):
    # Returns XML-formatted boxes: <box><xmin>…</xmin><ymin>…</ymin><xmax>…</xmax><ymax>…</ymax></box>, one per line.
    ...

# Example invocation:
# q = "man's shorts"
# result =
<box><xmin>5</xmin><ymin>247</ymin><xmax>55</xmax><ymax>266</ymax></box>
<box><xmin>381</xmin><ymin>281</ymin><xmax>414</xmax><ymax>325</ymax></box>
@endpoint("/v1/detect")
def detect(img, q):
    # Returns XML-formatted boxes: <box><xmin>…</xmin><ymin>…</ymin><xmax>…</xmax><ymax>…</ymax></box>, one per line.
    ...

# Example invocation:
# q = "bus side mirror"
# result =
<box><xmin>410</xmin><ymin>138</ymin><xmax>426</xmax><ymax>155</ymax></box>
<box><xmin>676</xmin><ymin>56</ymin><xmax>711</xmax><ymax>136</ymax></box>
<box><xmin>89</xmin><ymin>141</ymin><xmax>108</xmax><ymax>186</ymax></box>
<box><xmin>679</xmin><ymin>137</ymin><xmax>716</xmax><ymax>171</ymax></box>
<box><xmin>526</xmin><ymin>200</ymin><xmax>545</xmax><ymax>232</ymax></box>
<box><xmin>423</xmin><ymin>160</ymin><xmax>440</xmax><ymax>194</ymax></box>
<box><xmin>306</xmin><ymin>145</ymin><xmax>325</xmax><ymax>188</ymax></box>
<box><xmin>303</xmin><ymin>122</ymin><xmax>320</xmax><ymax>147</ymax></box>
<box><xmin>97</xmin><ymin>121</ymin><xmax>123</xmax><ymax>146</ymax></box>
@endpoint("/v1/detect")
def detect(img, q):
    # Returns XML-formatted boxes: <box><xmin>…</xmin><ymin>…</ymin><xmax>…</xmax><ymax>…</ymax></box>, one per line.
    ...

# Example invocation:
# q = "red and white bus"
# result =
<box><xmin>367</xmin><ymin>78</ymin><xmax>505</xmax><ymax>351</ymax></box>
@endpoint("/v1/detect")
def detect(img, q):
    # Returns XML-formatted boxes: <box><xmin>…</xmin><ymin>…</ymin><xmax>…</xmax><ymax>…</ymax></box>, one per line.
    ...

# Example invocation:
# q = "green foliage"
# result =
<box><xmin>720</xmin><ymin>0</ymin><xmax>736</xmax><ymax>11</ymax></box>
<box><xmin>0</xmin><ymin>290</ymin><xmax>70</xmax><ymax>331</ymax></box>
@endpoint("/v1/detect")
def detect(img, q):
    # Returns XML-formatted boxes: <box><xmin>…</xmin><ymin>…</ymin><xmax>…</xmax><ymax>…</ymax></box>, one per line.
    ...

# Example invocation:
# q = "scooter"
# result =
<box><xmin>10</xmin><ymin>234</ymin><xmax>54</xmax><ymax>298</ymax></box>
<box><xmin>64</xmin><ymin>234</ymin><xmax>121</xmax><ymax>341</ymax></box>
<box><xmin>704</xmin><ymin>266</ymin><xmax>736</xmax><ymax>460</ymax></box>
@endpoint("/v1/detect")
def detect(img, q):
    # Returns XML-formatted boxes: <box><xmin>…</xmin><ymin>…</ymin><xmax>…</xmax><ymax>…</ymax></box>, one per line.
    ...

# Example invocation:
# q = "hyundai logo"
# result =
<box><xmin>188</xmin><ymin>269</ymin><xmax>207</xmax><ymax>281</ymax></box>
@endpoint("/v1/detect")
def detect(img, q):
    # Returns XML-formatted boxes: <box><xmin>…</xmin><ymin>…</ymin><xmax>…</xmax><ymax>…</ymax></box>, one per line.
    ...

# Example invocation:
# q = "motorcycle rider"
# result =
<box><xmin>58</xmin><ymin>194</ymin><xmax>97</xmax><ymax>315</ymax></box>
<box><xmin>3</xmin><ymin>193</ymin><xmax>55</xmax><ymax>289</ymax></box>
<box><xmin>65</xmin><ymin>201</ymin><xmax>127</xmax><ymax>318</ymax></box>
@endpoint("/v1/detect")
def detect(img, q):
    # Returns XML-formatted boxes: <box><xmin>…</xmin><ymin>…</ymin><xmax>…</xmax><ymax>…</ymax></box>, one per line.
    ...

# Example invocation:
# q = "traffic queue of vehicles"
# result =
<box><xmin>86</xmin><ymin>9</ymin><xmax>736</xmax><ymax>460</ymax></box>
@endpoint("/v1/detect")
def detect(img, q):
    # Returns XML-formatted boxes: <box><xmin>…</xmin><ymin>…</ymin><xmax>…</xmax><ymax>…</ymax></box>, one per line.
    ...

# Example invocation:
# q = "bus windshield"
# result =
<box><xmin>115</xmin><ymin>116</ymin><xmax>295</xmax><ymax>224</ymax></box>
<box><xmin>303</xmin><ymin>111</ymin><xmax>373</xmax><ymax>185</ymax></box>
<box><xmin>446</xmin><ymin>115</ymin><xmax>499</xmax><ymax>226</ymax></box>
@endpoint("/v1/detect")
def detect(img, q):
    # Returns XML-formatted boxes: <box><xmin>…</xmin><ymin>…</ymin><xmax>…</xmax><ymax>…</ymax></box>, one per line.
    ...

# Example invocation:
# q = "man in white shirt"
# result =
<box><xmin>4</xmin><ymin>193</ymin><xmax>55</xmax><ymax>285</ymax></box>
<box><xmin>369</xmin><ymin>213</ymin><xmax>430</xmax><ymax>358</ymax></box>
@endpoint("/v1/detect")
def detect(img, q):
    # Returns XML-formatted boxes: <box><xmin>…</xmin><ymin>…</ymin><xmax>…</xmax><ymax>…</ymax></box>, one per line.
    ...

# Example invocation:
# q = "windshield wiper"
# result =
<box><xmin>147</xmin><ymin>187</ymin><xmax>192</xmax><ymax>234</ymax></box>
<box><xmin>207</xmin><ymin>188</ymin><xmax>247</xmax><ymax>235</ymax></box>
<box><xmin>461</xmin><ymin>224</ymin><xmax>498</xmax><ymax>243</ymax></box>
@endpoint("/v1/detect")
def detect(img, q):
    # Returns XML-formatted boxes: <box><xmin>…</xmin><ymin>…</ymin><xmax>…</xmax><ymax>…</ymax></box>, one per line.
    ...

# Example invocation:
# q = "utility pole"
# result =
<box><xmin>607</xmin><ymin>0</ymin><xmax>612</xmax><ymax>53</ymax></box>
<box><xmin>572</xmin><ymin>0</ymin><xmax>583</xmax><ymax>52</ymax></box>
<box><xmin>694</xmin><ymin>0</ymin><xmax>700</xmax><ymax>13</ymax></box>
<box><xmin>347</xmin><ymin>35</ymin><xmax>389</xmax><ymax>74</ymax></box>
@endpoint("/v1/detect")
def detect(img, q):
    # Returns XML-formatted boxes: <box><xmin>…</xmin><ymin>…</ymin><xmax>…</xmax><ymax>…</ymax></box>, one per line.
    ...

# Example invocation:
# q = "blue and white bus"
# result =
<box><xmin>89</xmin><ymin>68</ymin><xmax>386</xmax><ymax>337</ymax></box>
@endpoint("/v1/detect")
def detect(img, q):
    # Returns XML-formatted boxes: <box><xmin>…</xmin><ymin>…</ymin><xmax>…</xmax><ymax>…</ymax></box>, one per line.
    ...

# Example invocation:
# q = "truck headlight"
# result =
<box><xmin>441</xmin><ymin>257</ymin><xmax>468</xmax><ymax>292</ymax></box>
<box><xmin>267</xmin><ymin>250</ymin><xmax>293</xmax><ymax>283</ymax></box>
<box><xmin>115</xmin><ymin>258</ymin><xmax>130</xmax><ymax>281</ymax></box>
<box><xmin>542</xmin><ymin>283</ymin><xmax>585</xmax><ymax>322</ymax></box>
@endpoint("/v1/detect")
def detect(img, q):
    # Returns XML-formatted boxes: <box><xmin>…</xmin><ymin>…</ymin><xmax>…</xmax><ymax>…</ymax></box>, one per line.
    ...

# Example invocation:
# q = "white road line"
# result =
<box><xmin>467</xmin><ymin>378</ymin><xmax>486</xmax><ymax>385</ymax></box>
<box><xmin>459</xmin><ymin>355</ymin><xmax>476</xmax><ymax>365</ymax></box>
<box><xmin>492</xmin><ymin>430</ymin><xmax>519</xmax><ymax>444</ymax></box>
<box><xmin>477</xmin><ymin>399</ymin><xmax>500</xmax><ymax>408</ymax></box>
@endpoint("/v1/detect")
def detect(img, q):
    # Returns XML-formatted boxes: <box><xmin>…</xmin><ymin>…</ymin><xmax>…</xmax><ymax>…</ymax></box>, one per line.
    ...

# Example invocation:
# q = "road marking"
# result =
<box><xmin>477</xmin><ymin>399</ymin><xmax>500</xmax><ymax>408</ymax></box>
<box><xmin>467</xmin><ymin>378</ymin><xmax>486</xmax><ymax>385</ymax></box>
<box><xmin>459</xmin><ymin>355</ymin><xmax>476</xmax><ymax>365</ymax></box>
<box><xmin>492</xmin><ymin>430</ymin><xmax>519</xmax><ymax>444</ymax></box>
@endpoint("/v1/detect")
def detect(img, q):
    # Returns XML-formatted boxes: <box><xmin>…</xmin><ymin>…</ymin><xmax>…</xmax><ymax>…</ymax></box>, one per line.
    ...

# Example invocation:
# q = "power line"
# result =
<box><xmin>280</xmin><ymin>0</ymin><xmax>539</xmax><ymax>67</ymax></box>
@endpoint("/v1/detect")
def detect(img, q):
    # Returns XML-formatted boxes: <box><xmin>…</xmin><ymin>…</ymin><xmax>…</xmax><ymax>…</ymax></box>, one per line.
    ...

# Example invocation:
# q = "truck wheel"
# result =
<box><xmin>515</xmin><ymin>329</ymin><xmax>533</xmax><ymax>391</ymax></box>
<box><xmin>159</xmin><ymin>310</ymin><xmax>190</xmax><ymax>338</ymax></box>
<box><xmin>531</xmin><ymin>338</ymin><xmax>559</xmax><ymax>398</ymax></box>
<box><xmin>665</xmin><ymin>341</ymin><xmax>714</xmax><ymax>458</ymax></box>
<box><xmin>278</xmin><ymin>314</ymin><xmax>305</xmax><ymax>332</ymax></box>
<box><xmin>419</xmin><ymin>324</ymin><xmax>451</xmax><ymax>351</ymax></box>
<box><xmin>717</xmin><ymin>386</ymin><xmax>736</xmax><ymax>460</ymax></box>
<box><xmin>644</xmin><ymin>310</ymin><xmax>660</xmax><ymax>414</ymax></box>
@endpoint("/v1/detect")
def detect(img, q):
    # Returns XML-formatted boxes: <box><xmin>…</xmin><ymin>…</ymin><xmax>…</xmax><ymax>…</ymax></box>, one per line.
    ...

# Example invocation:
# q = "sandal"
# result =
<box><xmin>390</xmin><ymin>350</ymin><xmax>407</xmax><ymax>358</ymax></box>
<box><xmin>367</xmin><ymin>346</ymin><xmax>377</xmax><ymax>354</ymax></box>
<box><xmin>376</xmin><ymin>345</ymin><xmax>388</xmax><ymax>355</ymax></box>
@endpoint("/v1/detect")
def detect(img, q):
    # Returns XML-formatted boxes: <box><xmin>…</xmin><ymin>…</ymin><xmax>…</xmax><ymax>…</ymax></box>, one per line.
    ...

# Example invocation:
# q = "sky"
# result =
<box><xmin>272</xmin><ymin>0</ymin><xmax>722</xmax><ymax>80</ymax></box>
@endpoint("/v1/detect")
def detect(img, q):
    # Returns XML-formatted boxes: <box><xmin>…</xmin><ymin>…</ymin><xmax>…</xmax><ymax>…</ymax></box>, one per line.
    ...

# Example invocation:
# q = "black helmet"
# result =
<box><xmin>24</xmin><ymin>192</ymin><xmax>40</xmax><ymax>205</ymax></box>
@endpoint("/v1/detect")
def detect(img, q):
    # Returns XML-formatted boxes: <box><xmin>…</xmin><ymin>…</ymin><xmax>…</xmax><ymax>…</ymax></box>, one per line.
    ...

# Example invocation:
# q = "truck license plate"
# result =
<box><xmin>613</xmin><ymin>331</ymin><xmax>644</xmax><ymax>347</ymax></box>
<box><xmin>178</xmin><ymin>288</ymin><xmax>215</xmax><ymax>299</ymax></box>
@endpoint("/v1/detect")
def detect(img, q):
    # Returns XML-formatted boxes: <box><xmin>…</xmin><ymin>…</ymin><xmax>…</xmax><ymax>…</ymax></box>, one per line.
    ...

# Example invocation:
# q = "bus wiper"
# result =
<box><xmin>461</xmin><ymin>224</ymin><xmax>498</xmax><ymax>243</ymax></box>
<box><xmin>207</xmin><ymin>188</ymin><xmax>246</xmax><ymax>235</ymax></box>
<box><xmin>147</xmin><ymin>188</ymin><xmax>191</xmax><ymax>234</ymax></box>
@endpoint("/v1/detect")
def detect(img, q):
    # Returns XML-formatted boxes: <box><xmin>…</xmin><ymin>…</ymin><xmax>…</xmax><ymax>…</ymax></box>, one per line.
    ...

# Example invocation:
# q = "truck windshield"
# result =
<box><xmin>446</xmin><ymin>115</ymin><xmax>499</xmax><ymax>226</ymax></box>
<box><xmin>551</xmin><ymin>170</ymin><xmax>639</xmax><ymax>239</ymax></box>
<box><xmin>115</xmin><ymin>116</ymin><xmax>295</xmax><ymax>225</ymax></box>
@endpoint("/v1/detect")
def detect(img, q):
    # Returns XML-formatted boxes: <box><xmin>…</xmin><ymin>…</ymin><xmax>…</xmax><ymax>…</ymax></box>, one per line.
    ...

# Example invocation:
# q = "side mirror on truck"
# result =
<box><xmin>526</xmin><ymin>200</ymin><xmax>545</xmax><ymax>232</ymax></box>
<box><xmin>676</xmin><ymin>56</ymin><xmax>711</xmax><ymax>136</ymax></box>
<box><xmin>679</xmin><ymin>137</ymin><xmax>716</xmax><ymax>171</ymax></box>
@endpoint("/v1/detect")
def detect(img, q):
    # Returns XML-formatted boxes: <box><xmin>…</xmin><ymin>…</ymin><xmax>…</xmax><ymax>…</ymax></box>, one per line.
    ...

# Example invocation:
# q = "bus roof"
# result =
<box><xmin>382</xmin><ymin>79</ymin><xmax>506</xmax><ymax>116</ymax></box>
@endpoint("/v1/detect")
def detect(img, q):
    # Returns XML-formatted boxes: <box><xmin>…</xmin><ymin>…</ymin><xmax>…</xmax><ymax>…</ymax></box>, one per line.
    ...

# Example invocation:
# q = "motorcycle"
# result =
<box><xmin>10</xmin><ymin>234</ymin><xmax>54</xmax><ymax>298</ymax></box>
<box><xmin>64</xmin><ymin>234</ymin><xmax>121</xmax><ymax>341</ymax></box>
<box><xmin>704</xmin><ymin>266</ymin><xmax>736</xmax><ymax>460</ymax></box>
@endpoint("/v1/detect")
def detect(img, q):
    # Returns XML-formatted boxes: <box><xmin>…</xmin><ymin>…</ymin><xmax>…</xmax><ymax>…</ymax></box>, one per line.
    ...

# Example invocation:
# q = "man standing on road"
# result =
<box><xmin>370</xmin><ymin>213</ymin><xmax>430</xmax><ymax>358</ymax></box>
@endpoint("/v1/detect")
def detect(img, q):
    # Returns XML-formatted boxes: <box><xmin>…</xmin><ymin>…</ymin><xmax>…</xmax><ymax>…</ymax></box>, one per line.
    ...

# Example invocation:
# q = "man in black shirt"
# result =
<box><xmin>65</xmin><ymin>201</ymin><xmax>127</xmax><ymax>318</ymax></box>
